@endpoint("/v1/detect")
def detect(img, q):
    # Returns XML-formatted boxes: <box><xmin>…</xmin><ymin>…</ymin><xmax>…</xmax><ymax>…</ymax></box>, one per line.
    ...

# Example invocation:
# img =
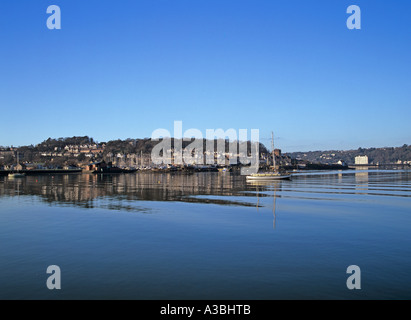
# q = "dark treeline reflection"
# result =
<box><xmin>0</xmin><ymin>173</ymin><xmax>280</xmax><ymax>212</ymax></box>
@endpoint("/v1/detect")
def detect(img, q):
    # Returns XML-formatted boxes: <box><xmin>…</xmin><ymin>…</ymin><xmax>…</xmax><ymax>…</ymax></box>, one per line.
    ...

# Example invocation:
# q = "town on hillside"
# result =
<box><xmin>1</xmin><ymin>136</ymin><xmax>410</xmax><ymax>173</ymax></box>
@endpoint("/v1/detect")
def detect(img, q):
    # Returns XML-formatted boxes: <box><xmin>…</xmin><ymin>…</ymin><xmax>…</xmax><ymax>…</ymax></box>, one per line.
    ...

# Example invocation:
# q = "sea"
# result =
<box><xmin>0</xmin><ymin>169</ymin><xmax>410</xmax><ymax>299</ymax></box>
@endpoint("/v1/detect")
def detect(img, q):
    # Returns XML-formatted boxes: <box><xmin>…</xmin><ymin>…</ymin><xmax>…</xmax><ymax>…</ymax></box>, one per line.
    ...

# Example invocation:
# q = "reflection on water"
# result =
<box><xmin>1</xmin><ymin>169</ymin><xmax>411</xmax><ymax>299</ymax></box>
<box><xmin>0</xmin><ymin>173</ymin><xmax>260</xmax><ymax>211</ymax></box>
<box><xmin>355</xmin><ymin>167</ymin><xmax>369</xmax><ymax>194</ymax></box>
<box><xmin>282</xmin><ymin>170</ymin><xmax>411</xmax><ymax>200</ymax></box>
<box><xmin>247</xmin><ymin>180</ymin><xmax>282</xmax><ymax>229</ymax></box>
<box><xmin>1</xmin><ymin>170</ymin><xmax>410</xmax><ymax>208</ymax></box>
<box><xmin>1</xmin><ymin>170</ymin><xmax>410</xmax><ymax>217</ymax></box>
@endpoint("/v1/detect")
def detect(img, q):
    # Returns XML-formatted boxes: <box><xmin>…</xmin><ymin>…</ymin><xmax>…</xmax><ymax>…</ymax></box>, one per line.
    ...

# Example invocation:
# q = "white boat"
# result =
<box><xmin>246</xmin><ymin>131</ymin><xmax>291</xmax><ymax>181</ymax></box>
<box><xmin>8</xmin><ymin>172</ymin><xmax>26</xmax><ymax>178</ymax></box>
<box><xmin>8</xmin><ymin>151</ymin><xmax>26</xmax><ymax>178</ymax></box>
<box><xmin>246</xmin><ymin>172</ymin><xmax>291</xmax><ymax>180</ymax></box>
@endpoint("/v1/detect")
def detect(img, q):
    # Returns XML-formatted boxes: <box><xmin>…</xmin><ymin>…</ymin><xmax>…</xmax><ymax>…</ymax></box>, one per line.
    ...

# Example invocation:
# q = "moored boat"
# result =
<box><xmin>246</xmin><ymin>172</ymin><xmax>291</xmax><ymax>180</ymax></box>
<box><xmin>8</xmin><ymin>152</ymin><xmax>26</xmax><ymax>178</ymax></box>
<box><xmin>8</xmin><ymin>172</ymin><xmax>26</xmax><ymax>178</ymax></box>
<box><xmin>246</xmin><ymin>131</ymin><xmax>291</xmax><ymax>181</ymax></box>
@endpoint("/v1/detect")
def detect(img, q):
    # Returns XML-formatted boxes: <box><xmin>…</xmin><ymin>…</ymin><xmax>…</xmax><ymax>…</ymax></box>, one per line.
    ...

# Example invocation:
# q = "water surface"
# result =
<box><xmin>0</xmin><ymin>170</ymin><xmax>410</xmax><ymax>299</ymax></box>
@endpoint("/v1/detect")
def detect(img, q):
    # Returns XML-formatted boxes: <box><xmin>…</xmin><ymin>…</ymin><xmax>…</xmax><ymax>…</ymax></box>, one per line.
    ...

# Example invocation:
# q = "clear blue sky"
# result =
<box><xmin>0</xmin><ymin>0</ymin><xmax>410</xmax><ymax>152</ymax></box>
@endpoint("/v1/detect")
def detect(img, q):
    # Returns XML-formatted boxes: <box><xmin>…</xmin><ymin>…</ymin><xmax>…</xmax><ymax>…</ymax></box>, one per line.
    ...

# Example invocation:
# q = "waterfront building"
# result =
<box><xmin>355</xmin><ymin>155</ymin><xmax>369</xmax><ymax>165</ymax></box>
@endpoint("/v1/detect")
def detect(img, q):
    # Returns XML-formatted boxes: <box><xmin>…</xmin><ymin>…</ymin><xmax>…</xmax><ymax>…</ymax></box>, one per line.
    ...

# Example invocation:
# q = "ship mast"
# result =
<box><xmin>271</xmin><ymin>131</ymin><xmax>276</xmax><ymax>170</ymax></box>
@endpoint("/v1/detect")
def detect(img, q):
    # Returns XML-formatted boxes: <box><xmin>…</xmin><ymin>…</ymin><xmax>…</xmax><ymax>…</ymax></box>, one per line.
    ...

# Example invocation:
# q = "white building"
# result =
<box><xmin>337</xmin><ymin>160</ymin><xmax>347</xmax><ymax>166</ymax></box>
<box><xmin>355</xmin><ymin>155</ymin><xmax>368</xmax><ymax>165</ymax></box>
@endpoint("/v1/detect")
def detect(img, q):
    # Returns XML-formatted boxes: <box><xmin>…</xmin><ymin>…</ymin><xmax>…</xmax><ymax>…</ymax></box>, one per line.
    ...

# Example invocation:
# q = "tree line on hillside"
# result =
<box><xmin>0</xmin><ymin>136</ymin><xmax>270</xmax><ymax>166</ymax></box>
<box><xmin>286</xmin><ymin>144</ymin><xmax>411</xmax><ymax>165</ymax></box>
<box><xmin>104</xmin><ymin>138</ymin><xmax>269</xmax><ymax>155</ymax></box>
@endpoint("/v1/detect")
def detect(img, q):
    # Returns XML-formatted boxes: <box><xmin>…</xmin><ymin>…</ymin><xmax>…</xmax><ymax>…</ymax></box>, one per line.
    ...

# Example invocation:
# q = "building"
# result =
<box><xmin>13</xmin><ymin>163</ymin><xmax>26</xmax><ymax>171</ymax></box>
<box><xmin>355</xmin><ymin>155</ymin><xmax>368</xmax><ymax>165</ymax></box>
<box><xmin>337</xmin><ymin>160</ymin><xmax>347</xmax><ymax>166</ymax></box>
<box><xmin>84</xmin><ymin>161</ymin><xmax>107</xmax><ymax>171</ymax></box>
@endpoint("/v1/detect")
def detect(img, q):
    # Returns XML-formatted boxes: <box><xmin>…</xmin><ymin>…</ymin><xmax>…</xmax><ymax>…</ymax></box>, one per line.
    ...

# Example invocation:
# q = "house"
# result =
<box><xmin>13</xmin><ymin>163</ymin><xmax>26</xmax><ymax>171</ymax></box>
<box><xmin>84</xmin><ymin>161</ymin><xmax>107</xmax><ymax>171</ymax></box>
<box><xmin>24</xmin><ymin>163</ymin><xmax>38</xmax><ymax>170</ymax></box>
<box><xmin>64</xmin><ymin>165</ymin><xmax>81</xmax><ymax>170</ymax></box>
<box><xmin>337</xmin><ymin>160</ymin><xmax>347</xmax><ymax>166</ymax></box>
<box><xmin>90</xmin><ymin>148</ymin><xmax>104</xmax><ymax>154</ymax></box>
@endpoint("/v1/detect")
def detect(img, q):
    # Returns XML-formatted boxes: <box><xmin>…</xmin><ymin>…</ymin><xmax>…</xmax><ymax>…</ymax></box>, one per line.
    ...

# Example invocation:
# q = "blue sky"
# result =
<box><xmin>0</xmin><ymin>0</ymin><xmax>410</xmax><ymax>152</ymax></box>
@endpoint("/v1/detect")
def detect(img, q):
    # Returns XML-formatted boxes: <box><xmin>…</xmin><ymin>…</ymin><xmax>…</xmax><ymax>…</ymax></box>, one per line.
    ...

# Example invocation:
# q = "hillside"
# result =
<box><xmin>0</xmin><ymin>136</ymin><xmax>270</xmax><ymax>167</ymax></box>
<box><xmin>285</xmin><ymin>144</ymin><xmax>411</xmax><ymax>165</ymax></box>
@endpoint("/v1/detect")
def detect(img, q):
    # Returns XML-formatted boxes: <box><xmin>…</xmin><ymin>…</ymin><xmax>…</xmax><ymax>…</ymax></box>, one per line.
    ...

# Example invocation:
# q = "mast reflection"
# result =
<box><xmin>247</xmin><ymin>180</ymin><xmax>283</xmax><ymax>229</ymax></box>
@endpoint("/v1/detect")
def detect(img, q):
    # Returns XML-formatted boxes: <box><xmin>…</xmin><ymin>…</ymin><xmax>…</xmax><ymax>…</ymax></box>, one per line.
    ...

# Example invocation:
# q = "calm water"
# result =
<box><xmin>0</xmin><ymin>170</ymin><xmax>410</xmax><ymax>299</ymax></box>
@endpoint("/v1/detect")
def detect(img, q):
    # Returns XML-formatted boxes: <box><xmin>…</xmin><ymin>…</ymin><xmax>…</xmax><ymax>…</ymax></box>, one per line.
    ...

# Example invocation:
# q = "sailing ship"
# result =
<box><xmin>246</xmin><ymin>172</ymin><xmax>291</xmax><ymax>180</ymax></box>
<box><xmin>8</xmin><ymin>151</ymin><xmax>26</xmax><ymax>178</ymax></box>
<box><xmin>246</xmin><ymin>132</ymin><xmax>291</xmax><ymax>181</ymax></box>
